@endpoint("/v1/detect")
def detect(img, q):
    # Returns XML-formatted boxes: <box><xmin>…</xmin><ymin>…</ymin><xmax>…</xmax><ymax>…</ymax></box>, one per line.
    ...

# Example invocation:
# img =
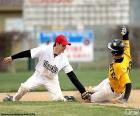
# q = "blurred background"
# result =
<box><xmin>0</xmin><ymin>0</ymin><xmax>140</xmax><ymax>72</ymax></box>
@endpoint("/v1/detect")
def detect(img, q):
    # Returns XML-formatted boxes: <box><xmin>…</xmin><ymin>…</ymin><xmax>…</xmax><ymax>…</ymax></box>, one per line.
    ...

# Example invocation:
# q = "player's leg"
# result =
<box><xmin>92</xmin><ymin>78</ymin><xmax>109</xmax><ymax>92</ymax></box>
<box><xmin>13</xmin><ymin>71</ymin><xmax>44</xmax><ymax>101</ymax></box>
<box><xmin>12</xmin><ymin>84</ymin><xmax>29</xmax><ymax>101</ymax></box>
<box><xmin>44</xmin><ymin>75</ymin><xmax>65</xmax><ymax>101</ymax></box>
<box><xmin>90</xmin><ymin>78</ymin><xmax>114</xmax><ymax>102</ymax></box>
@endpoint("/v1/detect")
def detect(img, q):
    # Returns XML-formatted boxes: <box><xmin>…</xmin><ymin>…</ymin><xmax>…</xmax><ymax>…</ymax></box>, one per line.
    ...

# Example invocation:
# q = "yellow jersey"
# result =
<box><xmin>108</xmin><ymin>40</ymin><xmax>132</xmax><ymax>94</ymax></box>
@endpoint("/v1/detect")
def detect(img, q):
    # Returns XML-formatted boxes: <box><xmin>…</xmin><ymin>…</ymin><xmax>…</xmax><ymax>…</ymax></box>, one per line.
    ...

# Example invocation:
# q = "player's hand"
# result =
<box><xmin>111</xmin><ymin>98</ymin><xmax>127</xmax><ymax>104</ymax></box>
<box><xmin>121</xmin><ymin>25</ymin><xmax>129</xmax><ymax>39</ymax></box>
<box><xmin>111</xmin><ymin>99</ymin><xmax>122</xmax><ymax>104</ymax></box>
<box><xmin>3</xmin><ymin>56</ymin><xmax>12</xmax><ymax>64</ymax></box>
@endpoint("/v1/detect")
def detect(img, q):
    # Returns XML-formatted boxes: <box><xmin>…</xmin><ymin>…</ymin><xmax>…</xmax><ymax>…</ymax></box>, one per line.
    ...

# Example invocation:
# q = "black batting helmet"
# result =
<box><xmin>107</xmin><ymin>39</ymin><xmax>124</xmax><ymax>56</ymax></box>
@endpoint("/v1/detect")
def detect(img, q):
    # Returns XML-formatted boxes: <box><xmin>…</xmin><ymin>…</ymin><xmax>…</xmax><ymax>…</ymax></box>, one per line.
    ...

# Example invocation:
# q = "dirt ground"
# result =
<box><xmin>0</xmin><ymin>90</ymin><xmax>140</xmax><ymax>109</ymax></box>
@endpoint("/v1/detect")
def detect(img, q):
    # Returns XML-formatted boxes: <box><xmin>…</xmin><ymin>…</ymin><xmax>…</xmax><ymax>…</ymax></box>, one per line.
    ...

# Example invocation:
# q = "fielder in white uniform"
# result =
<box><xmin>3</xmin><ymin>35</ymin><xmax>90</xmax><ymax>101</ymax></box>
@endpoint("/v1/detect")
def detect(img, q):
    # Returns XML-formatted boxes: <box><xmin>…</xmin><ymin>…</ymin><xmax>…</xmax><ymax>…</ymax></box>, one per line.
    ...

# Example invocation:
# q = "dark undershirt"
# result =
<box><xmin>123</xmin><ymin>83</ymin><xmax>132</xmax><ymax>101</ymax></box>
<box><xmin>11</xmin><ymin>50</ymin><xmax>31</xmax><ymax>60</ymax></box>
<box><xmin>67</xmin><ymin>71</ymin><xmax>86</xmax><ymax>94</ymax></box>
<box><xmin>115</xmin><ymin>58</ymin><xmax>123</xmax><ymax>63</ymax></box>
<box><xmin>54</xmin><ymin>54</ymin><xmax>58</xmax><ymax>58</ymax></box>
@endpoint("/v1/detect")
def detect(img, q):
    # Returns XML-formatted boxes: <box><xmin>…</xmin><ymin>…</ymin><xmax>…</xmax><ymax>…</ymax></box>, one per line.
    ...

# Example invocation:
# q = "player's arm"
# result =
<box><xmin>121</xmin><ymin>26</ymin><xmax>131</xmax><ymax>57</ymax></box>
<box><xmin>11</xmin><ymin>50</ymin><xmax>31</xmax><ymax>60</ymax></box>
<box><xmin>111</xmin><ymin>83</ymin><xmax>132</xmax><ymax>104</ymax></box>
<box><xmin>122</xmin><ymin>83</ymin><xmax>132</xmax><ymax>102</ymax></box>
<box><xmin>67</xmin><ymin>71</ymin><xmax>91</xmax><ymax>100</ymax></box>
<box><xmin>117</xmin><ymin>72</ymin><xmax>132</xmax><ymax>103</ymax></box>
<box><xmin>3</xmin><ymin>50</ymin><xmax>31</xmax><ymax>63</ymax></box>
<box><xmin>67</xmin><ymin>71</ymin><xmax>86</xmax><ymax>94</ymax></box>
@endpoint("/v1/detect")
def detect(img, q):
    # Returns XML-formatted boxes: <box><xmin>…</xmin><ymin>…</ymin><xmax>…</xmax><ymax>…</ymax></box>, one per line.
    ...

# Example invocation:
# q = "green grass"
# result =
<box><xmin>0</xmin><ymin>101</ymin><xmax>127</xmax><ymax>116</ymax></box>
<box><xmin>0</xmin><ymin>69</ymin><xmax>139</xmax><ymax>115</ymax></box>
<box><xmin>0</xmin><ymin>69</ymin><xmax>140</xmax><ymax>92</ymax></box>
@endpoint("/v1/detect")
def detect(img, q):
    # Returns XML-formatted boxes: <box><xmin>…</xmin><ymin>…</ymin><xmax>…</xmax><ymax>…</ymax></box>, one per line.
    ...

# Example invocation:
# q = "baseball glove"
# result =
<box><xmin>121</xmin><ymin>25</ymin><xmax>129</xmax><ymax>39</ymax></box>
<box><xmin>81</xmin><ymin>91</ymin><xmax>93</xmax><ymax>100</ymax></box>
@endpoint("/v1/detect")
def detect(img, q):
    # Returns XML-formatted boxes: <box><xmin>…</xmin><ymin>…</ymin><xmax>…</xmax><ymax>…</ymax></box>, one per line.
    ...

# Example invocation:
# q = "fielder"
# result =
<box><xmin>3</xmin><ymin>35</ymin><xmax>89</xmax><ymax>102</ymax></box>
<box><xmin>86</xmin><ymin>26</ymin><xmax>132</xmax><ymax>103</ymax></box>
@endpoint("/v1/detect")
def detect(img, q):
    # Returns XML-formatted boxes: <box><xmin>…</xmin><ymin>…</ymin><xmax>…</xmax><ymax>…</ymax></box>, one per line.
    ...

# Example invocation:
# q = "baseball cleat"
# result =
<box><xmin>64</xmin><ymin>96</ymin><xmax>76</xmax><ymax>102</ymax></box>
<box><xmin>3</xmin><ymin>95</ymin><xmax>13</xmax><ymax>102</ymax></box>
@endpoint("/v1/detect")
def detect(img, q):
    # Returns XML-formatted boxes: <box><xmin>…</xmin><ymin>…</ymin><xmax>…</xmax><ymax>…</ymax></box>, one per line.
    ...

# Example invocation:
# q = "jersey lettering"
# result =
<box><xmin>43</xmin><ymin>60</ymin><xmax>58</xmax><ymax>74</ymax></box>
<box><xmin>109</xmin><ymin>64</ymin><xmax>116</xmax><ymax>79</ymax></box>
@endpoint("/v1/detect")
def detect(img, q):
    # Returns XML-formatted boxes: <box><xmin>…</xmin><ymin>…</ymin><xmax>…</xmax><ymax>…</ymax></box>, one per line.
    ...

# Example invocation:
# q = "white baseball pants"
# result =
<box><xmin>14</xmin><ymin>71</ymin><xmax>65</xmax><ymax>101</ymax></box>
<box><xmin>90</xmin><ymin>78</ymin><xmax>123</xmax><ymax>103</ymax></box>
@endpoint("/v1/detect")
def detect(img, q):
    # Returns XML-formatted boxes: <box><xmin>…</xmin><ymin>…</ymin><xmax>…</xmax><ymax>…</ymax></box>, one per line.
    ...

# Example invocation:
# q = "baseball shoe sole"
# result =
<box><xmin>3</xmin><ymin>95</ymin><xmax>13</xmax><ymax>102</ymax></box>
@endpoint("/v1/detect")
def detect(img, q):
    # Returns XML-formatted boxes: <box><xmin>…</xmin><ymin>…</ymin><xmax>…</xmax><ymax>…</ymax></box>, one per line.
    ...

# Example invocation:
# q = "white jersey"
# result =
<box><xmin>31</xmin><ymin>44</ymin><xmax>73</xmax><ymax>79</ymax></box>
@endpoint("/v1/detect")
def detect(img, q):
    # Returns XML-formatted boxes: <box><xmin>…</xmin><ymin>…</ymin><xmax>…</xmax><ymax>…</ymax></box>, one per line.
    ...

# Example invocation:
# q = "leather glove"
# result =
<box><xmin>121</xmin><ymin>25</ymin><xmax>129</xmax><ymax>39</ymax></box>
<box><xmin>81</xmin><ymin>91</ymin><xmax>93</xmax><ymax>100</ymax></box>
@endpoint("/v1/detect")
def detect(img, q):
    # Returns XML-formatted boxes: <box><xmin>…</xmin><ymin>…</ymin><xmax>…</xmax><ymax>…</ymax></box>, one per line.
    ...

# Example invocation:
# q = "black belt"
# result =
<box><xmin>110</xmin><ymin>85</ymin><xmax>123</xmax><ymax>94</ymax></box>
<box><xmin>109</xmin><ymin>83</ymin><xmax>114</xmax><ymax>92</ymax></box>
<box><xmin>110</xmin><ymin>86</ymin><xmax>114</xmax><ymax>92</ymax></box>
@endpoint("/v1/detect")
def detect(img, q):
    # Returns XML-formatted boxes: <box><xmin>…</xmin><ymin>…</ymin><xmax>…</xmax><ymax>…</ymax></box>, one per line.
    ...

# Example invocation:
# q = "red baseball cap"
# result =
<box><xmin>55</xmin><ymin>35</ymin><xmax>71</xmax><ymax>46</ymax></box>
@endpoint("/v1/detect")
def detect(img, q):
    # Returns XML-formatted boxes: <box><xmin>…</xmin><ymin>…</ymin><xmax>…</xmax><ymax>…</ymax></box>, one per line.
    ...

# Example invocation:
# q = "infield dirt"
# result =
<box><xmin>0</xmin><ymin>90</ymin><xmax>140</xmax><ymax>109</ymax></box>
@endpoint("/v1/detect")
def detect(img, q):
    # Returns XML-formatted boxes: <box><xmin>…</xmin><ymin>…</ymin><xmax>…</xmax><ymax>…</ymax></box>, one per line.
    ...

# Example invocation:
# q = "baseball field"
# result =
<box><xmin>0</xmin><ymin>69</ymin><xmax>140</xmax><ymax>116</ymax></box>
